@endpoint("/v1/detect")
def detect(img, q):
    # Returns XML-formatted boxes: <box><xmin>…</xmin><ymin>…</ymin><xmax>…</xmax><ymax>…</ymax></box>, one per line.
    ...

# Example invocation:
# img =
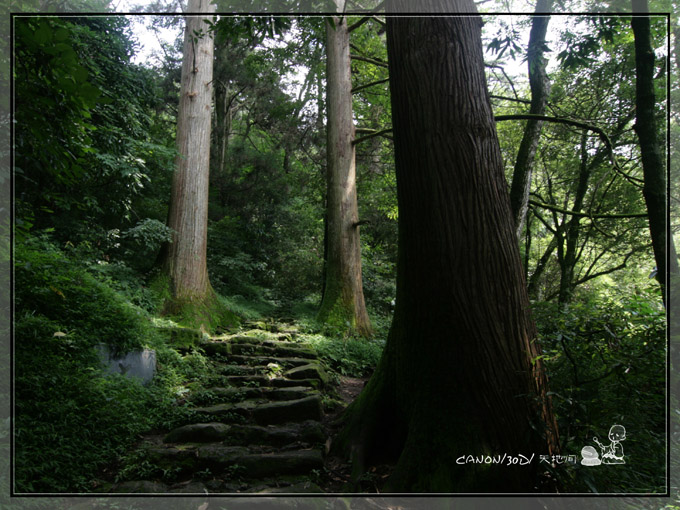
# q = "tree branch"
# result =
<box><xmin>350</xmin><ymin>54</ymin><xmax>389</xmax><ymax>68</ymax></box>
<box><xmin>352</xmin><ymin>77</ymin><xmax>389</xmax><ymax>94</ymax></box>
<box><xmin>353</xmin><ymin>127</ymin><xmax>393</xmax><ymax>145</ymax></box>
<box><xmin>495</xmin><ymin>113</ymin><xmax>645</xmax><ymax>188</ymax></box>
<box><xmin>528</xmin><ymin>199</ymin><xmax>648</xmax><ymax>219</ymax></box>
<box><xmin>573</xmin><ymin>248</ymin><xmax>645</xmax><ymax>287</ymax></box>
<box><xmin>348</xmin><ymin>16</ymin><xmax>371</xmax><ymax>32</ymax></box>
<box><xmin>490</xmin><ymin>94</ymin><xmax>531</xmax><ymax>105</ymax></box>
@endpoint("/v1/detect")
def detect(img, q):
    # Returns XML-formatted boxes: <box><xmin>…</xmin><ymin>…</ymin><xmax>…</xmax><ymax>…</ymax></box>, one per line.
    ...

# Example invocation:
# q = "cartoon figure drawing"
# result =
<box><xmin>593</xmin><ymin>424</ymin><xmax>626</xmax><ymax>464</ymax></box>
<box><xmin>580</xmin><ymin>445</ymin><xmax>601</xmax><ymax>466</ymax></box>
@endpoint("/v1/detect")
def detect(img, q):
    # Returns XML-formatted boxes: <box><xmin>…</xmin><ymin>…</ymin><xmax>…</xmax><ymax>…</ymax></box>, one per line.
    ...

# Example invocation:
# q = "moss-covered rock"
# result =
<box><xmin>284</xmin><ymin>364</ymin><xmax>329</xmax><ymax>386</ymax></box>
<box><xmin>163</xmin><ymin>422</ymin><xmax>232</xmax><ymax>443</ymax></box>
<box><xmin>251</xmin><ymin>395</ymin><xmax>323</xmax><ymax>425</ymax></box>
<box><xmin>157</xmin><ymin>326</ymin><xmax>204</xmax><ymax>349</ymax></box>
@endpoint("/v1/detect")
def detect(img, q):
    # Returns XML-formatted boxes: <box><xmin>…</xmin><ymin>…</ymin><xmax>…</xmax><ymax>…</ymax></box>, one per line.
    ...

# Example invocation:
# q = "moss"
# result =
<box><xmin>156</xmin><ymin>326</ymin><xmax>204</xmax><ymax>349</ymax></box>
<box><xmin>153</xmin><ymin>275</ymin><xmax>240</xmax><ymax>334</ymax></box>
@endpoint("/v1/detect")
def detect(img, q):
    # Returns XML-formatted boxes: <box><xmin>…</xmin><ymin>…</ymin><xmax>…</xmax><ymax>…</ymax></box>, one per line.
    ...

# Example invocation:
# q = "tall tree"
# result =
<box><xmin>508</xmin><ymin>0</ymin><xmax>552</xmax><ymax>238</ymax></box>
<box><xmin>335</xmin><ymin>0</ymin><xmax>558</xmax><ymax>492</ymax></box>
<box><xmin>631</xmin><ymin>0</ymin><xmax>679</xmax><ymax>304</ymax></box>
<box><xmin>162</xmin><ymin>0</ymin><xmax>218</xmax><ymax>323</ymax></box>
<box><xmin>317</xmin><ymin>2</ymin><xmax>373</xmax><ymax>337</ymax></box>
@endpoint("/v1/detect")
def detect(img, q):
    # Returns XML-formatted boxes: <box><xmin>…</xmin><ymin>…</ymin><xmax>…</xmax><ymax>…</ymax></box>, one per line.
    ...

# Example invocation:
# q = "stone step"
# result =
<box><xmin>224</xmin><ymin>355</ymin><xmax>312</xmax><ymax>368</ymax></box>
<box><xmin>189</xmin><ymin>386</ymin><xmax>317</xmax><ymax>405</ymax></box>
<box><xmin>163</xmin><ymin>420</ymin><xmax>325</xmax><ymax>448</ymax></box>
<box><xmin>225</xmin><ymin>375</ymin><xmax>321</xmax><ymax>389</ymax></box>
<box><xmin>191</xmin><ymin>395</ymin><xmax>323</xmax><ymax>425</ymax></box>
<box><xmin>147</xmin><ymin>444</ymin><xmax>323</xmax><ymax>479</ymax></box>
<box><xmin>218</xmin><ymin>364</ymin><xmax>262</xmax><ymax>376</ymax></box>
<box><xmin>203</xmin><ymin>341</ymin><xmax>316</xmax><ymax>360</ymax></box>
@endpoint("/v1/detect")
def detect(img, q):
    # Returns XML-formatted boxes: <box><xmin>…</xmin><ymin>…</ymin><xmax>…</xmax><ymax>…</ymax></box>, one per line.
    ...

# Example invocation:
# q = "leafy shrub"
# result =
<box><xmin>15</xmin><ymin>237</ymin><xmax>150</xmax><ymax>354</ymax></box>
<box><xmin>303</xmin><ymin>333</ymin><xmax>385</xmax><ymax>377</ymax></box>
<box><xmin>13</xmin><ymin>237</ymin><xmax>205</xmax><ymax>492</ymax></box>
<box><xmin>532</xmin><ymin>291</ymin><xmax>666</xmax><ymax>493</ymax></box>
<box><xmin>14</xmin><ymin>314</ymin><xmax>159</xmax><ymax>492</ymax></box>
<box><xmin>118</xmin><ymin>218</ymin><xmax>173</xmax><ymax>272</ymax></box>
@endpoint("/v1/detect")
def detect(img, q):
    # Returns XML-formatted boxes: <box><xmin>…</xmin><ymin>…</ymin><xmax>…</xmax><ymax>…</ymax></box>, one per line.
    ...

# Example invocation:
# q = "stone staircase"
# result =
<box><xmin>111</xmin><ymin>323</ymin><xmax>334</xmax><ymax>494</ymax></box>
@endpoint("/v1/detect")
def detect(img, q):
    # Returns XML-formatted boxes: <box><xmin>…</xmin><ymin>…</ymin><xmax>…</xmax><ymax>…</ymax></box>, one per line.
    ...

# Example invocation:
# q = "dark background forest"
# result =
<box><xmin>6</xmin><ymin>0</ymin><xmax>679</xmax><ymax>505</ymax></box>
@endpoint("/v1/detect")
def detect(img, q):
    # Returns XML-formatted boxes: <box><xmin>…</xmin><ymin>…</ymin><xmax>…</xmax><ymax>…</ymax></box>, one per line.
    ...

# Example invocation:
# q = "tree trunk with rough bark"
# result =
<box><xmin>162</xmin><ymin>0</ymin><xmax>218</xmax><ymax>325</ymax></box>
<box><xmin>509</xmin><ymin>0</ymin><xmax>552</xmax><ymax>239</ymax></box>
<box><xmin>335</xmin><ymin>0</ymin><xmax>559</xmax><ymax>492</ymax></box>
<box><xmin>317</xmin><ymin>4</ymin><xmax>373</xmax><ymax>337</ymax></box>
<box><xmin>631</xmin><ymin>0</ymin><xmax>679</xmax><ymax>305</ymax></box>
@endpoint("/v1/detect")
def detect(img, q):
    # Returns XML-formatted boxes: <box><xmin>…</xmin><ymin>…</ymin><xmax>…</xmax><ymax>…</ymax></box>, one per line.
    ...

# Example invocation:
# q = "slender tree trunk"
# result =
<box><xmin>163</xmin><ymin>0</ymin><xmax>217</xmax><ymax>321</ymax></box>
<box><xmin>558</xmin><ymin>132</ymin><xmax>590</xmax><ymax>304</ymax></box>
<box><xmin>335</xmin><ymin>0</ymin><xmax>558</xmax><ymax>492</ymax></box>
<box><xmin>528</xmin><ymin>236</ymin><xmax>557</xmax><ymax>300</ymax></box>
<box><xmin>631</xmin><ymin>0</ymin><xmax>679</xmax><ymax>305</ymax></box>
<box><xmin>318</xmin><ymin>3</ymin><xmax>373</xmax><ymax>337</ymax></box>
<box><xmin>509</xmin><ymin>0</ymin><xmax>552</xmax><ymax>239</ymax></box>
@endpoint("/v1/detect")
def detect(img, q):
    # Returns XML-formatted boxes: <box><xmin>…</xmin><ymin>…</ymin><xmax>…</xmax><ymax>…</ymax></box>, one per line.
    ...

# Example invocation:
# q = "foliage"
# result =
<box><xmin>14</xmin><ymin>236</ymin><xmax>220</xmax><ymax>492</ymax></box>
<box><xmin>303</xmin><ymin>333</ymin><xmax>384</xmax><ymax>377</ymax></box>
<box><xmin>15</xmin><ymin>236</ymin><xmax>150</xmax><ymax>354</ymax></box>
<box><xmin>15</xmin><ymin>16</ymin><xmax>176</xmax><ymax>257</ymax></box>
<box><xmin>533</xmin><ymin>288</ymin><xmax>666</xmax><ymax>493</ymax></box>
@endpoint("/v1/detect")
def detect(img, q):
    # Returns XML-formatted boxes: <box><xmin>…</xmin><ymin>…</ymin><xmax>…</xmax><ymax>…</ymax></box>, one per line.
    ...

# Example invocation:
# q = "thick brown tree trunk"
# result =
<box><xmin>317</xmin><ymin>3</ymin><xmax>373</xmax><ymax>337</ymax></box>
<box><xmin>631</xmin><ymin>0</ymin><xmax>679</xmax><ymax>305</ymax></box>
<box><xmin>163</xmin><ymin>0</ymin><xmax>217</xmax><ymax>321</ymax></box>
<box><xmin>335</xmin><ymin>1</ymin><xmax>558</xmax><ymax>492</ymax></box>
<box><xmin>509</xmin><ymin>0</ymin><xmax>552</xmax><ymax>239</ymax></box>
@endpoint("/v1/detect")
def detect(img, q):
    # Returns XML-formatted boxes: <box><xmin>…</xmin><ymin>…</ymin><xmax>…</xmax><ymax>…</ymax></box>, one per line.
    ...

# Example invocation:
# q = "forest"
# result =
<box><xmin>11</xmin><ymin>0</ymin><xmax>677</xmax><ymax>501</ymax></box>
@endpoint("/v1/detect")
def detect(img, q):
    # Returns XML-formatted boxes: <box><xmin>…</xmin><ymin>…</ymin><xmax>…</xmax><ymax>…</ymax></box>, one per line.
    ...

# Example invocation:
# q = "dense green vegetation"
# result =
<box><xmin>11</xmin><ymin>6</ymin><xmax>672</xmax><ymax>499</ymax></box>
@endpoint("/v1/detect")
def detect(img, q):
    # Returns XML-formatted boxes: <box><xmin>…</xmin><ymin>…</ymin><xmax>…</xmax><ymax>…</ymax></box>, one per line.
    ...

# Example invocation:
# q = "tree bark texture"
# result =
<box><xmin>164</xmin><ymin>0</ymin><xmax>216</xmax><ymax>304</ymax></box>
<box><xmin>508</xmin><ymin>0</ymin><xmax>552</xmax><ymax>239</ymax></box>
<box><xmin>336</xmin><ymin>0</ymin><xmax>559</xmax><ymax>492</ymax></box>
<box><xmin>317</xmin><ymin>5</ymin><xmax>373</xmax><ymax>337</ymax></box>
<box><xmin>631</xmin><ymin>1</ymin><xmax>679</xmax><ymax>304</ymax></box>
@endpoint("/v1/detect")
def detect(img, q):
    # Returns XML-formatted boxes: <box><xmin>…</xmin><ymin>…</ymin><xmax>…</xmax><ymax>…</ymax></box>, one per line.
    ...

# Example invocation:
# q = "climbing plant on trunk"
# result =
<box><xmin>317</xmin><ymin>1</ymin><xmax>373</xmax><ymax>337</ymax></box>
<box><xmin>334</xmin><ymin>0</ymin><xmax>559</xmax><ymax>492</ymax></box>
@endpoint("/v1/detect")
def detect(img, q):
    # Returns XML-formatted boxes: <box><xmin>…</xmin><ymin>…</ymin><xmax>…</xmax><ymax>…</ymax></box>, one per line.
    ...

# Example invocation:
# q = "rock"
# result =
<box><xmin>95</xmin><ymin>344</ymin><xmax>156</xmax><ymax>385</ymax></box>
<box><xmin>191</xmin><ymin>400</ymin><xmax>259</xmax><ymax>421</ymax></box>
<box><xmin>156</xmin><ymin>326</ymin><xmax>204</xmax><ymax>349</ymax></box>
<box><xmin>265</xmin><ymin>386</ymin><xmax>318</xmax><ymax>401</ymax></box>
<box><xmin>284</xmin><ymin>364</ymin><xmax>329</xmax><ymax>386</ymax></box>
<box><xmin>228</xmin><ymin>355</ymin><xmax>311</xmax><ymax>368</ymax></box>
<box><xmin>225</xmin><ymin>421</ymin><xmax>326</xmax><ymax>447</ymax></box>
<box><xmin>196</xmin><ymin>444</ymin><xmax>250</xmax><ymax>466</ymax></box>
<box><xmin>163</xmin><ymin>422</ymin><xmax>232</xmax><ymax>443</ymax></box>
<box><xmin>270</xmin><ymin>378</ymin><xmax>320</xmax><ymax>389</ymax></box>
<box><xmin>192</xmin><ymin>386</ymin><xmax>263</xmax><ymax>403</ymax></box>
<box><xmin>251</xmin><ymin>395</ymin><xmax>323</xmax><ymax>425</ymax></box>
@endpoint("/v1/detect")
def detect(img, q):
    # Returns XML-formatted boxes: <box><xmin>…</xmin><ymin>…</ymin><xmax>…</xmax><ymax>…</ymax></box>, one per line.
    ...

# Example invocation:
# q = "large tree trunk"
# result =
<box><xmin>631</xmin><ymin>0</ymin><xmax>679</xmax><ymax>305</ymax></box>
<box><xmin>163</xmin><ymin>0</ymin><xmax>217</xmax><ymax>321</ymax></box>
<box><xmin>508</xmin><ymin>0</ymin><xmax>552</xmax><ymax>239</ymax></box>
<box><xmin>317</xmin><ymin>4</ymin><xmax>373</xmax><ymax>337</ymax></box>
<box><xmin>335</xmin><ymin>1</ymin><xmax>558</xmax><ymax>492</ymax></box>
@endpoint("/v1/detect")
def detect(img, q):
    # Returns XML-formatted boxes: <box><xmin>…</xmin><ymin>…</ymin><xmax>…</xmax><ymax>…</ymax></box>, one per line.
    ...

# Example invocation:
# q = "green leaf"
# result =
<box><xmin>34</xmin><ymin>23</ymin><xmax>53</xmax><ymax>45</ymax></box>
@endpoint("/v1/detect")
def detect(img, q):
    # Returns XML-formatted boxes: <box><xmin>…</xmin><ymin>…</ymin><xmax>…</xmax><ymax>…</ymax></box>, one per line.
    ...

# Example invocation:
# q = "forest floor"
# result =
<box><xmin>97</xmin><ymin>321</ymin><xmax>385</xmax><ymax>495</ymax></box>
